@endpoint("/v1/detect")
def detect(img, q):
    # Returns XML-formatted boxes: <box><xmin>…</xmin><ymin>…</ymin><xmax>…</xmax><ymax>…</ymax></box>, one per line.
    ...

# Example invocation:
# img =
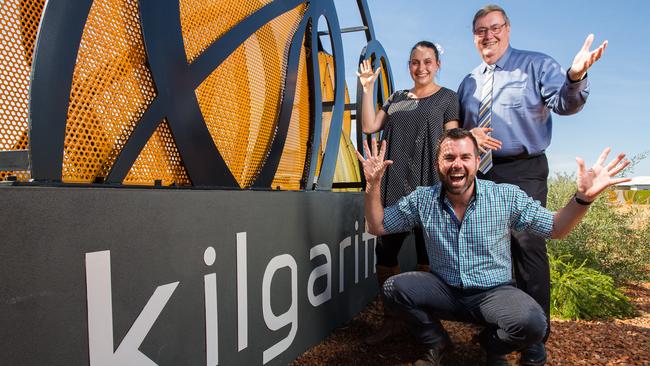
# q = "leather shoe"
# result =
<box><xmin>520</xmin><ymin>342</ymin><xmax>546</xmax><ymax>365</ymax></box>
<box><xmin>477</xmin><ymin>328</ymin><xmax>509</xmax><ymax>366</ymax></box>
<box><xmin>413</xmin><ymin>336</ymin><xmax>453</xmax><ymax>366</ymax></box>
<box><xmin>486</xmin><ymin>352</ymin><xmax>509</xmax><ymax>366</ymax></box>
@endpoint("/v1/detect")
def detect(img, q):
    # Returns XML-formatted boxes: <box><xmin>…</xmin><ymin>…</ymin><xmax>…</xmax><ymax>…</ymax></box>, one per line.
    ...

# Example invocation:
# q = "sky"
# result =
<box><xmin>325</xmin><ymin>0</ymin><xmax>650</xmax><ymax>177</ymax></box>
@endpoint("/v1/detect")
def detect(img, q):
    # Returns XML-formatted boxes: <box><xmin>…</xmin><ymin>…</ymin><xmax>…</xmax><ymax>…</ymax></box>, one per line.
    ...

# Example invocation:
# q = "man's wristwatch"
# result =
<box><xmin>574</xmin><ymin>193</ymin><xmax>593</xmax><ymax>206</ymax></box>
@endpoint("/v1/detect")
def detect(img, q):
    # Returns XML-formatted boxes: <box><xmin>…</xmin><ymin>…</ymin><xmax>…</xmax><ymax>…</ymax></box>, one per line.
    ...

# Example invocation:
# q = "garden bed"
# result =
<box><xmin>291</xmin><ymin>283</ymin><xmax>650</xmax><ymax>365</ymax></box>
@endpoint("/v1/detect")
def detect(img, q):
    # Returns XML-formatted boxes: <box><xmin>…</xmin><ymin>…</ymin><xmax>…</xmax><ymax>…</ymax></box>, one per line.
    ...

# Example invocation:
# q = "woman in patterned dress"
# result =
<box><xmin>358</xmin><ymin>41</ymin><xmax>495</xmax><ymax>345</ymax></box>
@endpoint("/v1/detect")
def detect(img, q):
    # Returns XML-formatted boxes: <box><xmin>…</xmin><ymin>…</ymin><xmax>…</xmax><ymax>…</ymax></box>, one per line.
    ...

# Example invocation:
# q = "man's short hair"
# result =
<box><xmin>472</xmin><ymin>4</ymin><xmax>510</xmax><ymax>30</ymax></box>
<box><xmin>436</xmin><ymin>128</ymin><xmax>480</xmax><ymax>161</ymax></box>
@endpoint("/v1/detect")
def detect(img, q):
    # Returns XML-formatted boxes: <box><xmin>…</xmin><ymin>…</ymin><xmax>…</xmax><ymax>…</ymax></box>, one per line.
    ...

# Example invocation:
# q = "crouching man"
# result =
<box><xmin>356</xmin><ymin>128</ymin><xmax>629</xmax><ymax>365</ymax></box>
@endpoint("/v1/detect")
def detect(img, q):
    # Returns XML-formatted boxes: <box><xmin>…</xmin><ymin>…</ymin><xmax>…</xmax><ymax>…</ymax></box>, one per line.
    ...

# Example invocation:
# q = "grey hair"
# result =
<box><xmin>472</xmin><ymin>4</ymin><xmax>510</xmax><ymax>30</ymax></box>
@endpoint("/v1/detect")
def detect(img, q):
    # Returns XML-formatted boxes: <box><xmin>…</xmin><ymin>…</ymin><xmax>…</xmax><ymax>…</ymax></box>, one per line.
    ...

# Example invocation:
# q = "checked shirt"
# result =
<box><xmin>383</xmin><ymin>179</ymin><xmax>554</xmax><ymax>289</ymax></box>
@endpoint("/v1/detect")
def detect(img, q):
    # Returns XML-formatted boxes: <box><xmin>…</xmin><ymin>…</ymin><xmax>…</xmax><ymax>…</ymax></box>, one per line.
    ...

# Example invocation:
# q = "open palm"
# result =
<box><xmin>357</xmin><ymin>59</ymin><xmax>380</xmax><ymax>91</ymax></box>
<box><xmin>470</xmin><ymin>127</ymin><xmax>502</xmax><ymax>152</ymax></box>
<box><xmin>569</xmin><ymin>34</ymin><xmax>607</xmax><ymax>81</ymax></box>
<box><xmin>355</xmin><ymin>139</ymin><xmax>393</xmax><ymax>189</ymax></box>
<box><xmin>576</xmin><ymin>147</ymin><xmax>630</xmax><ymax>201</ymax></box>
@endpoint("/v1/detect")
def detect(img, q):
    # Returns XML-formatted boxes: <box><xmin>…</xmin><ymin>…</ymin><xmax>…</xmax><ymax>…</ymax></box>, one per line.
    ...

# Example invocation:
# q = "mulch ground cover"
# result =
<box><xmin>292</xmin><ymin>283</ymin><xmax>650</xmax><ymax>365</ymax></box>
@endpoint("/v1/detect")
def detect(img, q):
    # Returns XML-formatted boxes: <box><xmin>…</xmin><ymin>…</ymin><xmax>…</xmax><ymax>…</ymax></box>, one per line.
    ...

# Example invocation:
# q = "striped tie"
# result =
<box><xmin>478</xmin><ymin>64</ymin><xmax>495</xmax><ymax>174</ymax></box>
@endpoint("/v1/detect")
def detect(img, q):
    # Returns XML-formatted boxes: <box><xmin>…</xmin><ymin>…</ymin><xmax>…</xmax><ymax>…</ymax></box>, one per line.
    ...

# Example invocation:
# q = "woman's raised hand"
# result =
<box><xmin>357</xmin><ymin>59</ymin><xmax>380</xmax><ymax>92</ymax></box>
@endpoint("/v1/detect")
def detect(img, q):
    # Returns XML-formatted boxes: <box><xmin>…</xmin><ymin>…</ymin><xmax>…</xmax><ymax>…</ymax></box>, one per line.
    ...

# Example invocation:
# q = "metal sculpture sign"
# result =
<box><xmin>21</xmin><ymin>0</ymin><xmax>393</xmax><ymax>189</ymax></box>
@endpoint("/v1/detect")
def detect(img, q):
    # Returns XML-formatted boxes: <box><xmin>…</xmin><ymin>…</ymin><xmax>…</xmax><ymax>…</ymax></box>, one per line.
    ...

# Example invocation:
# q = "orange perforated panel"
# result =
<box><xmin>380</xmin><ymin>59</ymin><xmax>390</xmax><ymax>107</ymax></box>
<box><xmin>317</xmin><ymin>51</ymin><xmax>361</xmax><ymax>192</ymax></box>
<box><xmin>271</xmin><ymin>38</ymin><xmax>310</xmax><ymax>190</ymax></box>
<box><xmin>61</xmin><ymin>0</ymin><xmax>186</xmax><ymax>186</ymax></box>
<box><xmin>0</xmin><ymin>0</ymin><xmax>45</xmax><ymax>181</ymax></box>
<box><xmin>192</xmin><ymin>3</ymin><xmax>306</xmax><ymax>188</ymax></box>
<box><xmin>62</xmin><ymin>0</ymin><xmax>160</xmax><ymax>184</ymax></box>
<box><xmin>314</xmin><ymin>52</ymin><xmax>333</xmax><ymax>175</ymax></box>
<box><xmin>124</xmin><ymin>119</ymin><xmax>190</xmax><ymax>185</ymax></box>
<box><xmin>180</xmin><ymin>0</ymin><xmax>272</xmax><ymax>63</ymax></box>
<box><xmin>2</xmin><ymin>0</ymin><xmax>347</xmax><ymax>190</ymax></box>
<box><xmin>332</xmin><ymin>86</ymin><xmax>361</xmax><ymax>192</ymax></box>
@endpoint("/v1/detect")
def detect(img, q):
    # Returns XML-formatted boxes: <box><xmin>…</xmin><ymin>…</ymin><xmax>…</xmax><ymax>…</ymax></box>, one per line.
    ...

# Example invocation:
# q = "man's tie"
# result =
<box><xmin>478</xmin><ymin>64</ymin><xmax>495</xmax><ymax>174</ymax></box>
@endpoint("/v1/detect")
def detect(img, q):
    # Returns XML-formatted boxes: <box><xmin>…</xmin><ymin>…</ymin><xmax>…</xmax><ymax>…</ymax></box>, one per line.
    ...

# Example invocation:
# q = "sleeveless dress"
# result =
<box><xmin>380</xmin><ymin>87</ymin><xmax>460</xmax><ymax>206</ymax></box>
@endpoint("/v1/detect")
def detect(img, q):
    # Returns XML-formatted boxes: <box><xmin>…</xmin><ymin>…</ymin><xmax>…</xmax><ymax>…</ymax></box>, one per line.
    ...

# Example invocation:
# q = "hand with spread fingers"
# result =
<box><xmin>568</xmin><ymin>34</ymin><xmax>608</xmax><ymax>82</ymax></box>
<box><xmin>355</xmin><ymin>139</ymin><xmax>393</xmax><ymax>190</ymax></box>
<box><xmin>575</xmin><ymin>147</ymin><xmax>631</xmax><ymax>202</ymax></box>
<box><xmin>470</xmin><ymin>127</ymin><xmax>502</xmax><ymax>153</ymax></box>
<box><xmin>357</xmin><ymin>59</ymin><xmax>381</xmax><ymax>92</ymax></box>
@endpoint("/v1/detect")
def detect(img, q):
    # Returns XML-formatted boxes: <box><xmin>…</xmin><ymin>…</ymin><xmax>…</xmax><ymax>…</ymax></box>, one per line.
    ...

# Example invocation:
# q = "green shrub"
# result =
<box><xmin>550</xmin><ymin>255</ymin><xmax>637</xmax><ymax>320</ymax></box>
<box><xmin>546</xmin><ymin>173</ymin><xmax>650</xmax><ymax>284</ymax></box>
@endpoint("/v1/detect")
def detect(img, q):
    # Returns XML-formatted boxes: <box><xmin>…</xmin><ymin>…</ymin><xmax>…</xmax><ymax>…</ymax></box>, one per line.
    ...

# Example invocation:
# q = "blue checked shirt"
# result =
<box><xmin>383</xmin><ymin>179</ymin><xmax>554</xmax><ymax>289</ymax></box>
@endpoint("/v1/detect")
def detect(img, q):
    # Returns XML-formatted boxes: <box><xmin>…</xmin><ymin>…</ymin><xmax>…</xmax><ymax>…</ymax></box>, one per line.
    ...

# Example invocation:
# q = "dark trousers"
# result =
<box><xmin>383</xmin><ymin>271</ymin><xmax>546</xmax><ymax>354</ymax></box>
<box><xmin>376</xmin><ymin>226</ymin><xmax>429</xmax><ymax>267</ymax></box>
<box><xmin>478</xmin><ymin>154</ymin><xmax>550</xmax><ymax>341</ymax></box>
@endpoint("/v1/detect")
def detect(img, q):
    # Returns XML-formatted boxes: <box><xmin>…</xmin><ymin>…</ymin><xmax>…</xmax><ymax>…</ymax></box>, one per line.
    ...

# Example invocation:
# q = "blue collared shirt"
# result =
<box><xmin>383</xmin><ymin>179</ymin><xmax>554</xmax><ymax>289</ymax></box>
<box><xmin>458</xmin><ymin>46</ymin><xmax>590</xmax><ymax>157</ymax></box>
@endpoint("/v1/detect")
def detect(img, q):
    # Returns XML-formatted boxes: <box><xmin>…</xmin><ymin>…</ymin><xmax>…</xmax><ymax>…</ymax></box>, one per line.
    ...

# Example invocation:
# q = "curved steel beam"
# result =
<box><xmin>355</xmin><ymin>0</ymin><xmax>376</xmax><ymax>41</ymax></box>
<box><xmin>29</xmin><ymin>0</ymin><xmax>94</xmax><ymax>182</ymax></box>
<box><xmin>312</xmin><ymin>1</ymin><xmax>346</xmax><ymax>191</ymax></box>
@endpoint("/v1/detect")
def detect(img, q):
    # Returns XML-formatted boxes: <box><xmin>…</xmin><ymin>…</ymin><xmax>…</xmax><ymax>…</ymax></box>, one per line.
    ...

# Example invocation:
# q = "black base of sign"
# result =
<box><xmin>0</xmin><ymin>187</ymin><xmax>394</xmax><ymax>365</ymax></box>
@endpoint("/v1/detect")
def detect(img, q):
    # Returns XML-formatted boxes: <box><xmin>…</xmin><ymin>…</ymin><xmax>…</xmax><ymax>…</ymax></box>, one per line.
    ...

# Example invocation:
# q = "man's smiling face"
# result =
<box><xmin>473</xmin><ymin>10</ymin><xmax>510</xmax><ymax>64</ymax></box>
<box><xmin>437</xmin><ymin>137</ymin><xmax>480</xmax><ymax>196</ymax></box>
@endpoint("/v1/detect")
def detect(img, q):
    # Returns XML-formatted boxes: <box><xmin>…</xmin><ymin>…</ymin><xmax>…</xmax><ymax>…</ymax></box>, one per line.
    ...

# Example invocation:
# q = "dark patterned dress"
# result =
<box><xmin>380</xmin><ymin>87</ymin><xmax>460</xmax><ymax>206</ymax></box>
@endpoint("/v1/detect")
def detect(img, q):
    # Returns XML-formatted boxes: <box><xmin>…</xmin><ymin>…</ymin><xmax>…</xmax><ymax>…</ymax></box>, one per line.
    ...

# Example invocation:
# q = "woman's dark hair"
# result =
<box><xmin>410</xmin><ymin>40</ymin><xmax>439</xmax><ymax>61</ymax></box>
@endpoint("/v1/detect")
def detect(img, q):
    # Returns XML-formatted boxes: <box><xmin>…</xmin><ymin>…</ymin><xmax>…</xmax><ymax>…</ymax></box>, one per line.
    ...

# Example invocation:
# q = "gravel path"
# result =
<box><xmin>292</xmin><ymin>283</ymin><xmax>650</xmax><ymax>365</ymax></box>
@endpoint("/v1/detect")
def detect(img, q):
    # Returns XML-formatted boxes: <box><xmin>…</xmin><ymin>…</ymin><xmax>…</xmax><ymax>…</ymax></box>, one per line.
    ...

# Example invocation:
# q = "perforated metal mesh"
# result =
<box><xmin>180</xmin><ymin>0</ymin><xmax>272</xmax><ymax>63</ymax></box>
<box><xmin>271</xmin><ymin>37</ymin><xmax>310</xmax><ymax>190</ymax></box>
<box><xmin>317</xmin><ymin>51</ymin><xmax>361</xmax><ymax>191</ymax></box>
<box><xmin>0</xmin><ymin>0</ymin><xmax>45</xmax><ymax>181</ymax></box>
<box><xmin>314</xmin><ymin>52</ymin><xmax>334</xmax><ymax>175</ymax></box>
<box><xmin>380</xmin><ymin>59</ymin><xmax>390</xmax><ymax>106</ymax></box>
<box><xmin>124</xmin><ymin>119</ymin><xmax>190</xmax><ymax>185</ymax></box>
<box><xmin>59</xmin><ymin>0</ymin><xmax>191</xmax><ymax>185</ymax></box>
<box><xmin>1</xmin><ymin>0</ymin><xmax>345</xmax><ymax>190</ymax></box>
<box><xmin>62</xmin><ymin>0</ymin><xmax>164</xmax><ymax>184</ymax></box>
<box><xmin>332</xmin><ymin>87</ymin><xmax>361</xmax><ymax>192</ymax></box>
<box><xmin>190</xmin><ymin>2</ymin><xmax>306</xmax><ymax>188</ymax></box>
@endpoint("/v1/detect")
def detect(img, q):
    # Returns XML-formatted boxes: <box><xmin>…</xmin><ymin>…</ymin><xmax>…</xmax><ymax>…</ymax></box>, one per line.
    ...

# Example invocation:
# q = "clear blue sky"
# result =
<box><xmin>327</xmin><ymin>0</ymin><xmax>650</xmax><ymax>177</ymax></box>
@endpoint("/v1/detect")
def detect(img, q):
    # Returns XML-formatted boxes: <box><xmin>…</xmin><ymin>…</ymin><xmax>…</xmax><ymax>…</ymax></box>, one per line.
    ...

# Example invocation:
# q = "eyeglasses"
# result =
<box><xmin>473</xmin><ymin>23</ymin><xmax>507</xmax><ymax>37</ymax></box>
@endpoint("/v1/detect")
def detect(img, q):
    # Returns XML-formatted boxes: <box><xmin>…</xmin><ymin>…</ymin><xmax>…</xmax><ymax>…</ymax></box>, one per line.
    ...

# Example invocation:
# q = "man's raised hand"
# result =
<box><xmin>569</xmin><ymin>34</ymin><xmax>607</xmax><ymax>81</ymax></box>
<box><xmin>355</xmin><ymin>139</ymin><xmax>393</xmax><ymax>190</ymax></box>
<box><xmin>575</xmin><ymin>147</ymin><xmax>631</xmax><ymax>202</ymax></box>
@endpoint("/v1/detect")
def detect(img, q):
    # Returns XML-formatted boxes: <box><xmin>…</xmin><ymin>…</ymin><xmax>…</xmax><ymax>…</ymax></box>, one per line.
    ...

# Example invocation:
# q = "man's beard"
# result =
<box><xmin>440</xmin><ymin>167</ymin><xmax>476</xmax><ymax>195</ymax></box>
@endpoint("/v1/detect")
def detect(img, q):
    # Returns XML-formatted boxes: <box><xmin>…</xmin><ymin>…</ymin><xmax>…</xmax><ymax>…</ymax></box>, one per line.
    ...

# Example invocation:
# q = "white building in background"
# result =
<box><xmin>613</xmin><ymin>176</ymin><xmax>650</xmax><ymax>204</ymax></box>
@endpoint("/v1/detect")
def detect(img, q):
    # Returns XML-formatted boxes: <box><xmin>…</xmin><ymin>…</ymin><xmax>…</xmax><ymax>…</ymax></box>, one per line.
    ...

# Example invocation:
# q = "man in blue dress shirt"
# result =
<box><xmin>356</xmin><ymin>128</ymin><xmax>628</xmax><ymax>366</ymax></box>
<box><xmin>457</xmin><ymin>5</ymin><xmax>608</xmax><ymax>364</ymax></box>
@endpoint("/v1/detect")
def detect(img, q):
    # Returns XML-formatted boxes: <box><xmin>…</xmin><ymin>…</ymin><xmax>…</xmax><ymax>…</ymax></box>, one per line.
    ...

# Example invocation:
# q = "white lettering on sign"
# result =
<box><xmin>204</xmin><ymin>246</ymin><xmax>218</xmax><ymax>366</ymax></box>
<box><xmin>307</xmin><ymin>243</ymin><xmax>331</xmax><ymax>306</ymax></box>
<box><xmin>236</xmin><ymin>232</ymin><xmax>248</xmax><ymax>352</ymax></box>
<box><xmin>85</xmin><ymin>225</ymin><xmax>377</xmax><ymax>365</ymax></box>
<box><xmin>262</xmin><ymin>254</ymin><xmax>298</xmax><ymax>364</ymax></box>
<box><xmin>86</xmin><ymin>251</ymin><xmax>178</xmax><ymax>366</ymax></box>
<box><xmin>338</xmin><ymin>235</ymin><xmax>351</xmax><ymax>293</ymax></box>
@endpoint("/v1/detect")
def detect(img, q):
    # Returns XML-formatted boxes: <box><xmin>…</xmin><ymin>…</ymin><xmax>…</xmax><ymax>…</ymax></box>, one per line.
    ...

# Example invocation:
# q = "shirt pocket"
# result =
<box><xmin>497</xmin><ymin>80</ymin><xmax>526</xmax><ymax>108</ymax></box>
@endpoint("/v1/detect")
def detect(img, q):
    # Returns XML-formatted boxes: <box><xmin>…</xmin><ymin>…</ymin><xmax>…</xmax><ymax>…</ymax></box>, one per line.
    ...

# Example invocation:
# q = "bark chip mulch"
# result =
<box><xmin>292</xmin><ymin>283</ymin><xmax>650</xmax><ymax>365</ymax></box>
